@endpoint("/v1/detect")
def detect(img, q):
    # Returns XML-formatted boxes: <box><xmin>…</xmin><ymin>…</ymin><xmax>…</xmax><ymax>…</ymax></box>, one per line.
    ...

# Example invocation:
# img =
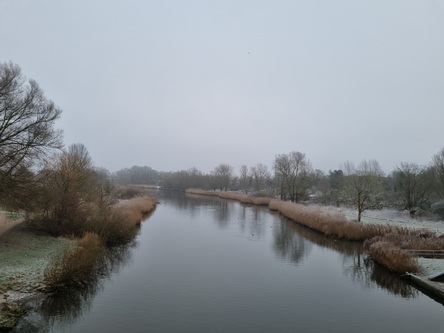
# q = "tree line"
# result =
<box><xmin>113</xmin><ymin>151</ymin><xmax>444</xmax><ymax>221</ymax></box>
<box><xmin>2</xmin><ymin>61</ymin><xmax>444</xmax><ymax>224</ymax></box>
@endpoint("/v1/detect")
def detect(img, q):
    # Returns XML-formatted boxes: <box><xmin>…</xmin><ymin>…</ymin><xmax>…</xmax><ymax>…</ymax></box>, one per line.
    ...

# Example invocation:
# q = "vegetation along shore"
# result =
<box><xmin>186</xmin><ymin>189</ymin><xmax>444</xmax><ymax>276</ymax></box>
<box><xmin>0</xmin><ymin>194</ymin><xmax>156</xmax><ymax>329</ymax></box>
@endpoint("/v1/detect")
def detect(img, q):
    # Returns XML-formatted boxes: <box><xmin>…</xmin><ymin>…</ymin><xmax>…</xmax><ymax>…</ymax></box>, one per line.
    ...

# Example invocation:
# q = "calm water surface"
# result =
<box><xmin>14</xmin><ymin>193</ymin><xmax>444</xmax><ymax>332</ymax></box>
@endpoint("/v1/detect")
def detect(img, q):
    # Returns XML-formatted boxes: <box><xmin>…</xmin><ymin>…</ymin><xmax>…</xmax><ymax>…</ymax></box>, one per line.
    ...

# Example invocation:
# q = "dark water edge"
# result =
<box><xmin>11</xmin><ymin>192</ymin><xmax>444</xmax><ymax>332</ymax></box>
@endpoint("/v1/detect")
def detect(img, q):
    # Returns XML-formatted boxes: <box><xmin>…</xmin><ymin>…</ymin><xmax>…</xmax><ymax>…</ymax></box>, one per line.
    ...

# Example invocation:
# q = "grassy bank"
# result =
<box><xmin>186</xmin><ymin>189</ymin><xmax>444</xmax><ymax>275</ymax></box>
<box><xmin>0</xmin><ymin>196</ymin><xmax>157</xmax><ymax>329</ymax></box>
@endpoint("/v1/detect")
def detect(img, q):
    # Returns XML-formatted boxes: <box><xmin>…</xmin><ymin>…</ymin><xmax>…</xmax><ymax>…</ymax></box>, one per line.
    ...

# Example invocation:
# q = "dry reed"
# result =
<box><xmin>96</xmin><ymin>196</ymin><xmax>157</xmax><ymax>245</ymax></box>
<box><xmin>185</xmin><ymin>189</ymin><xmax>273</xmax><ymax>206</ymax></box>
<box><xmin>44</xmin><ymin>232</ymin><xmax>103</xmax><ymax>290</ymax></box>
<box><xmin>185</xmin><ymin>188</ymin><xmax>442</xmax><ymax>274</ymax></box>
<box><xmin>115</xmin><ymin>196</ymin><xmax>157</xmax><ymax>224</ymax></box>
<box><xmin>365</xmin><ymin>241</ymin><xmax>420</xmax><ymax>274</ymax></box>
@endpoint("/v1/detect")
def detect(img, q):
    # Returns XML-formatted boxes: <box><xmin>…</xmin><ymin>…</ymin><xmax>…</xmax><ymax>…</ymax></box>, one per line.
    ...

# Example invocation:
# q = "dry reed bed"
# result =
<box><xmin>268</xmin><ymin>200</ymin><xmax>403</xmax><ymax>241</ymax></box>
<box><xmin>114</xmin><ymin>196</ymin><xmax>157</xmax><ymax>225</ymax></box>
<box><xmin>364</xmin><ymin>241</ymin><xmax>421</xmax><ymax>274</ymax></box>
<box><xmin>269</xmin><ymin>200</ymin><xmax>434</xmax><ymax>273</ymax></box>
<box><xmin>185</xmin><ymin>189</ymin><xmax>273</xmax><ymax>206</ymax></box>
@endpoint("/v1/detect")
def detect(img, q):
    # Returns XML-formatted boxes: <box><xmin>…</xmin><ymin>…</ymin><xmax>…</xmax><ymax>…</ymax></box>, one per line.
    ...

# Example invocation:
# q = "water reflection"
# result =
<box><xmin>183</xmin><ymin>193</ymin><xmax>420</xmax><ymax>300</ymax></box>
<box><xmin>274</xmin><ymin>214</ymin><xmax>419</xmax><ymax>299</ymax></box>
<box><xmin>12</xmin><ymin>241</ymin><xmax>139</xmax><ymax>332</ymax></box>
<box><xmin>273</xmin><ymin>216</ymin><xmax>312</xmax><ymax>265</ymax></box>
<box><xmin>14</xmin><ymin>193</ymin><xmax>431</xmax><ymax>332</ymax></box>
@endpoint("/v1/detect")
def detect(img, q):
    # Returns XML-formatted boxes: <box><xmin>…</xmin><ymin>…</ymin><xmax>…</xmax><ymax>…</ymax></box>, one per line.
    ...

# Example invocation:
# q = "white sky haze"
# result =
<box><xmin>1</xmin><ymin>0</ymin><xmax>444</xmax><ymax>174</ymax></box>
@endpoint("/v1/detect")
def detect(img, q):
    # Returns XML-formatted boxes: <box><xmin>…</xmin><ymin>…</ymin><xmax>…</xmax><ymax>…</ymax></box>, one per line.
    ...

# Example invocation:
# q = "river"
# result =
<box><xmin>13</xmin><ymin>192</ymin><xmax>444</xmax><ymax>332</ymax></box>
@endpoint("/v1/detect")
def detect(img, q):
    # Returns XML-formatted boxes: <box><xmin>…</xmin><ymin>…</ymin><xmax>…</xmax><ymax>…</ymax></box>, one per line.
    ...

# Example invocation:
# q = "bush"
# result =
<box><xmin>44</xmin><ymin>232</ymin><xmax>103</xmax><ymax>291</ymax></box>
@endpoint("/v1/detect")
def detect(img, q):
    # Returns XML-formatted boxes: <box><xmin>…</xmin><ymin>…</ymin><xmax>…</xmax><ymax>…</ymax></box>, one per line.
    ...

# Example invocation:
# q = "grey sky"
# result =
<box><xmin>1</xmin><ymin>1</ymin><xmax>444</xmax><ymax>174</ymax></box>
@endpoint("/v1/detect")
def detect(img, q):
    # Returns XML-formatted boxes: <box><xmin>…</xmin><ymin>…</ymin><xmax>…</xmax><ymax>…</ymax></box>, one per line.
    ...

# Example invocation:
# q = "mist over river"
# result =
<box><xmin>13</xmin><ymin>192</ymin><xmax>444</xmax><ymax>332</ymax></box>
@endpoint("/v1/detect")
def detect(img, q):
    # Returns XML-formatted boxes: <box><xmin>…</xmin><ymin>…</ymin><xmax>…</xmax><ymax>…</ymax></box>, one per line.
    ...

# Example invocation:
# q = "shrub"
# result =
<box><xmin>44</xmin><ymin>232</ymin><xmax>103</xmax><ymax>291</ymax></box>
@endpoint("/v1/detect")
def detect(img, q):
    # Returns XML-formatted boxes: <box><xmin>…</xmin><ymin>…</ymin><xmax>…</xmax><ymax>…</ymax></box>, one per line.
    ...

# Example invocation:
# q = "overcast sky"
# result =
<box><xmin>1</xmin><ymin>1</ymin><xmax>444</xmax><ymax>174</ymax></box>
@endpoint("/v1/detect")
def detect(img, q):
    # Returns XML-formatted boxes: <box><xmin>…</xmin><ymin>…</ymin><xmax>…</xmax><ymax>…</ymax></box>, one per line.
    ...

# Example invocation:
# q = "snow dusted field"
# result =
<box><xmin>321</xmin><ymin>205</ymin><xmax>444</xmax><ymax>235</ymax></box>
<box><xmin>318</xmin><ymin>204</ymin><xmax>444</xmax><ymax>276</ymax></box>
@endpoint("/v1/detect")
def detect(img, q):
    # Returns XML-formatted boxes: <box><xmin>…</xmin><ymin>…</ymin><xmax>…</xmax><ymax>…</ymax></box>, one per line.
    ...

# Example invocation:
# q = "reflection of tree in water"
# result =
<box><xmin>11</xmin><ymin>242</ymin><xmax>138</xmax><ymax>332</ymax></box>
<box><xmin>273</xmin><ymin>220</ymin><xmax>311</xmax><ymax>265</ymax></box>
<box><xmin>242</xmin><ymin>206</ymin><xmax>267</xmax><ymax>239</ymax></box>
<box><xmin>276</xmin><ymin>214</ymin><xmax>418</xmax><ymax>299</ymax></box>
<box><xmin>214</xmin><ymin>201</ymin><xmax>231</xmax><ymax>229</ymax></box>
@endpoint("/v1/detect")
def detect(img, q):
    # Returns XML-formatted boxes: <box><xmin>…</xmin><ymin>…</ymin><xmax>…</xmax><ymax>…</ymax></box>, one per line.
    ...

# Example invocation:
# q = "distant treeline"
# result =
<box><xmin>112</xmin><ymin>148</ymin><xmax>444</xmax><ymax>220</ymax></box>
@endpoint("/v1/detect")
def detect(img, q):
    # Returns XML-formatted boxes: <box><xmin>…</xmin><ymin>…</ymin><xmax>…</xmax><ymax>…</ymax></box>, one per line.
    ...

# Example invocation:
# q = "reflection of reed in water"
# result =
<box><xmin>274</xmin><ymin>213</ymin><xmax>419</xmax><ymax>299</ymax></box>
<box><xmin>11</xmin><ymin>242</ymin><xmax>138</xmax><ymax>332</ymax></box>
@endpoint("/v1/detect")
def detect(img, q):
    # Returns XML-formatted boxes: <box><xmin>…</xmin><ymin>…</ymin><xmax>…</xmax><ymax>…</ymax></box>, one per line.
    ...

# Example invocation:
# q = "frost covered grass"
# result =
<box><xmin>0</xmin><ymin>224</ymin><xmax>73</xmax><ymax>293</ymax></box>
<box><xmin>322</xmin><ymin>205</ymin><xmax>444</xmax><ymax>234</ymax></box>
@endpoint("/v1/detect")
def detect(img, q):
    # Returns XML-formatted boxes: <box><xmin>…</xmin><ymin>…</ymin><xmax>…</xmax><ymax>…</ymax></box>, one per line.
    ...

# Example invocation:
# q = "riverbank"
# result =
<box><xmin>186</xmin><ymin>189</ymin><xmax>444</xmax><ymax>275</ymax></box>
<box><xmin>0</xmin><ymin>196</ymin><xmax>157</xmax><ymax>330</ymax></box>
<box><xmin>0</xmin><ymin>221</ymin><xmax>73</xmax><ymax>329</ymax></box>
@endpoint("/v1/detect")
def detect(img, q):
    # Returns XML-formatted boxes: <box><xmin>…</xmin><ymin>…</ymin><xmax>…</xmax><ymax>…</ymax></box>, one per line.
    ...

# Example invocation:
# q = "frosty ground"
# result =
<box><xmin>322</xmin><ymin>205</ymin><xmax>444</xmax><ymax>277</ymax></box>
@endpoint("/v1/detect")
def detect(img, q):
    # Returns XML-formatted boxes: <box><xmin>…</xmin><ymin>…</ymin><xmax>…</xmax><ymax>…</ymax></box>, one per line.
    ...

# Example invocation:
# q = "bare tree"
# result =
<box><xmin>274</xmin><ymin>151</ymin><xmax>312</xmax><ymax>202</ymax></box>
<box><xmin>211</xmin><ymin>163</ymin><xmax>234</xmax><ymax>191</ymax></box>
<box><xmin>432</xmin><ymin>146</ymin><xmax>444</xmax><ymax>197</ymax></box>
<box><xmin>250</xmin><ymin>163</ymin><xmax>270</xmax><ymax>193</ymax></box>
<box><xmin>342</xmin><ymin>160</ymin><xmax>384</xmax><ymax>222</ymax></box>
<box><xmin>239</xmin><ymin>165</ymin><xmax>250</xmax><ymax>193</ymax></box>
<box><xmin>33</xmin><ymin>144</ymin><xmax>100</xmax><ymax>235</ymax></box>
<box><xmin>0</xmin><ymin>62</ymin><xmax>63</xmax><ymax>208</ymax></box>
<box><xmin>393</xmin><ymin>162</ymin><xmax>434</xmax><ymax>217</ymax></box>
<box><xmin>329</xmin><ymin>169</ymin><xmax>344</xmax><ymax>206</ymax></box>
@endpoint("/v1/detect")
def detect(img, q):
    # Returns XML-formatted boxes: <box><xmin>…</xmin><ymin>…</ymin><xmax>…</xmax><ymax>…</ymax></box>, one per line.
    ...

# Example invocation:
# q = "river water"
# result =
<box><xmin>13</xmin><ymin>192</ymin><xmax>444</xmax><ymax>332</ymax></box>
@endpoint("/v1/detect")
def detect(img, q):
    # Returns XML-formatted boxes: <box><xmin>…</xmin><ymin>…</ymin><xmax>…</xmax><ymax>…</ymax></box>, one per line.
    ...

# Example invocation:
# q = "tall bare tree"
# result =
<box><xmin>342</xmin><ymin>160</ymin><xmax>384</xmax><ymax>222</ymax></box>
<box><xmin>239</xmin><ymin>165</ymin><xmax>250</xmax><ymax>193</ymax></box>
<box><xmin>274</xmin><ymin>151</ymin><xmax>311</xmax><ymax>202</ymax></box>
<box><xmin>250</xmin><ymin>163</ymin><xmax>270</xmax><ymax>193</ymax></box>
<box><xmin>0</xmin><ymin>62</ymin><xmax>63</xmax><ymax>208</ymax></box>
<box><xmin>432</xmin><ymin>146</ymin><xmax>444</xmax><ymax>197</ymax></box>
<box><xmin>33</xmin><ymin>144</ymin><xmax>100</xmax><ymax>235</ymax></box>
<box><xmin>393</xmin><ymin>162</ymin><xmax>434</xmax><ymax>217</ymax></box>
<box><xmin>210</xmin><ymin>163</ymin><xmax>234</xmax><ymax>191</ymax></box>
